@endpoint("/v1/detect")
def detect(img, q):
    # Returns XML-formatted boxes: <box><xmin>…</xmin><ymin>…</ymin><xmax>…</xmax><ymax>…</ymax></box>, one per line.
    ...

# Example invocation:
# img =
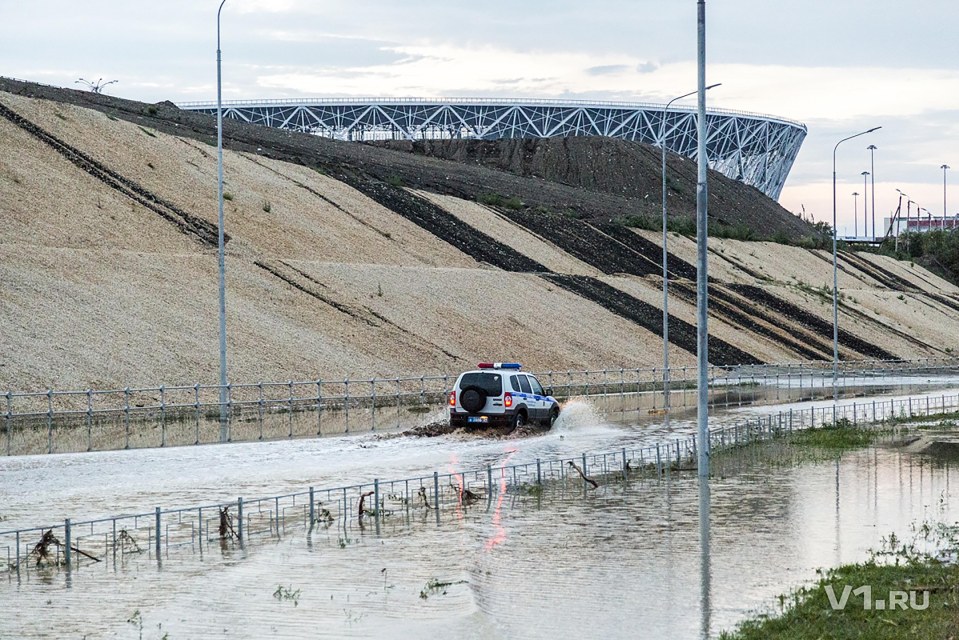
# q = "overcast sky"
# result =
<box><xmin>4</xmin><ymin>0</ymin><xmax>957</xmax><ymax>235</ymax></box>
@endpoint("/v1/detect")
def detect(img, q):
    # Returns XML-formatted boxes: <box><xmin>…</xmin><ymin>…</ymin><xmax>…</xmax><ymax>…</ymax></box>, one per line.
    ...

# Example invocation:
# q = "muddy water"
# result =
<box><xmin>4</xmin><ymin>444</ymin><xmax>959</xmax><ymax>639</ymax></box>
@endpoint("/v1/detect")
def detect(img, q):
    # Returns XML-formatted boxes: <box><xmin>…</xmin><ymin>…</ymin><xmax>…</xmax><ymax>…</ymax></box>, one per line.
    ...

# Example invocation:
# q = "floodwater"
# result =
<box><xmin>3</xmin><ymin>387</ymin><xmax>959</xmax><ymax>638</ymax></box>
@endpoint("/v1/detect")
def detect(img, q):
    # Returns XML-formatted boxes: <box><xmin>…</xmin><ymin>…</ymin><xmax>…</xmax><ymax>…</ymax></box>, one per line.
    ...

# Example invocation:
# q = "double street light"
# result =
<box><xmin>832</xmin><ymin>126</ymin><xmax>881</xmax><ymax>401</ymax></box>
<box><xmin>660</xmin><ymin>82</ymin><xmax>720</xmax><ymax>412</ymax></box>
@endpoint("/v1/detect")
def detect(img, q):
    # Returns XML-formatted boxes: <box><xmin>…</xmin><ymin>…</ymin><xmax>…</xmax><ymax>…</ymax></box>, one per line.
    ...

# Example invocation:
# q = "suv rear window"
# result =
<box><xmin>459</xmin><ymin>372</ymin><xmax>503</xmax><ymax>396</ymax></box>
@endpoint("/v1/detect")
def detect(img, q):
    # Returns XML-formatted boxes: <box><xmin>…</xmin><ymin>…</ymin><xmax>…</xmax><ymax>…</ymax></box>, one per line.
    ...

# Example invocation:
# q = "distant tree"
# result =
<box><xmin>75</xmin><ymin>77</ymin><xmax>118</xmax><ymax>94</ymax></box>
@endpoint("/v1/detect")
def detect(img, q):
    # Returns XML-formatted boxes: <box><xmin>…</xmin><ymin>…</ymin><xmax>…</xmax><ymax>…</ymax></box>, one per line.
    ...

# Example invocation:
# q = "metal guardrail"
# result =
<box><xmin>3</xmin><ymin>390</ymin><xmax>955</xmax><ymax>576</ymax></box>
<box><xmin>2</xmin><ymin>358</ymin><xmax>958</xmax><ymax>456</ymax></box>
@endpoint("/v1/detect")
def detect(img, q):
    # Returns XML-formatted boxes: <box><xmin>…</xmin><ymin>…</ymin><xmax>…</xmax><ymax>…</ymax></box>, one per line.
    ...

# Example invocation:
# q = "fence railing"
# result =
<box><xmin>3</xmin><ymin>357</ymin><xmax>958</xmax><ymax>456</ymax></box>
<box><xmin>3</xmin><ymin>390</ymin><xmax>955</xmax><ymax>577</ymax></box>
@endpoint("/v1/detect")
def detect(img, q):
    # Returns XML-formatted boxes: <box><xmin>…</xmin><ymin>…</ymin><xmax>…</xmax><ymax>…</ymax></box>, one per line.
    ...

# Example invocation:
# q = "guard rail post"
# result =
<box><xmin>64</xmin><ymin>519</ymin><xmax>72</xmax><ymax>570</ymax></box>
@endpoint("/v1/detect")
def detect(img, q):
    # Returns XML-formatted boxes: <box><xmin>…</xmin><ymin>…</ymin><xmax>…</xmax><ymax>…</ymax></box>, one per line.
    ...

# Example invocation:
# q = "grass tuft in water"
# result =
<box><xmin>419</xmin><ymin>577</ymin><xmax>468</xmax><ymax>600</ymax></box>
<box><xmin>273</xmin><ymin>584</ymin><xmax>301</xmax><ymax>606</ymax></box>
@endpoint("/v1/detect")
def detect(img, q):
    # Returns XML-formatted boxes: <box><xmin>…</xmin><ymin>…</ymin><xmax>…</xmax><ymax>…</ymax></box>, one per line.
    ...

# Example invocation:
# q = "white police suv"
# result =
<box><xmin>449</xmin><ymin>363</ymin><xmax>560</xmax><ymax>430</ymax></box>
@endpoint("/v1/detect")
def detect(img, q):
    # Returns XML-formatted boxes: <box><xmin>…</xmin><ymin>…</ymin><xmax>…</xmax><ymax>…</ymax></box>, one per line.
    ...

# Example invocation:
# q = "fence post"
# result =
<box><xmin>344</xmin><ymin>379</ymin><xmax>350</xmax><ymax>433</ymax></box>
<box><xmin>371</xmin><ymin>380</ymin><xmax>376</xmax><ymax>431</ymax></box>
<box><xmin>433</xmin><ymin>471</ymin><xmax>440</xmax><ymax>524</ymax></box>
<box><xmin>124</xmin><ymin>387</ymin><xmax>131</xmax><ymax>449</ymax></box>
<box><xmin>154</xmin><ymin>508</ymin><xmax>161</xmax><ymax>557</ymax></box>
<box><xmin>159</xmin><ymin>385</ymin><xmax>166</xmax><ymax>447</ymax></box>
<box><xmin>316</xmin><ymin>380</ymin><xmax>323</xmax><ymax>436</ymax></box>
<box><xmin>309</xmin><ymin>487</ymin><xmax>315</xmax><ymax>529</ymax></box>
<box><xmin>193</xmin><ymin>383</ymin><xmax>200</xmax><ymax>445</ymax></box>
<box><xmin>5</xmin><ymin>390</ymin><xmax>11</xmax><ymax>457</ymax></box>
<box><xmin>374</xmin><ymin>479</ymin><xmax>381</xmax><ymax>535</ymax></box>
<box><xmin>47</xmin><ymin>389</ymin><xmax>53</xmax><ymax>454</ymax></box>
<box><xmin>622</xmin><ymin>448</ymin><xmax>628</xmax><ymax>481</ymax></box>
<box><xmin>64</xmin><ymin>519</ymin><xmax>72</xmax><ymax>570</ymax></box>
<box><xmin>237</xmin><ymin>498</ymin><xmax>244</xmax><ymax>542</ymax></box>
<box><xmin>582</xmin><ymin>453</ymin><xmax>588</xmax><ymax>485</ymax></box>
<box><xmin>536</xmin><ymin>458</ymin><xmax>542</xmax><ymax>485</ymax></box>
<box><xmin>487</xmin><ymin>465</ymin><xmax>493</xmax><ymax>496</ymax></box>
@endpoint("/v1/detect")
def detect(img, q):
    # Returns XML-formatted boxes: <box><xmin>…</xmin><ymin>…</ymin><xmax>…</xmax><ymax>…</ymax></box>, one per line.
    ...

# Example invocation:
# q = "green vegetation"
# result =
<box><xmin>721</xmin><ymin>523</ymin><xmax>959</xmax><ymax>640</ymax></box>
<box><xmin>262</xmin><ymin>201</ymin><xmax>271</xmax><ymax>213</ymax></box>
<box><xmin>786</xmin><ymin>420</ymin><xmax>880</xmax><ymax>450</ymax></box>
<box><xmin>419</xmin><ymin>577</ymin><xmax>468</xmax><ymax>600</ymax></box>
<box><xmin>478</xmin><ymin>193</ymin><xmax>523</xmax><ymax>210</ymax></box>
<box><xmin>273</xmin><ymin>584</ymin><xmax>301</xmax><ymax>606</ymax></box>
<box><xmin>386</xmin><ymin>175</ymin><xmax>404</xmax><ymax>187</ymax></box>
<box><xmin>875</xmin><ymin>230</ymin><xmax>959</xmax><ymax>285</ymax></box>
<box><xmin>137</xmin><ymin>126</ymin><xmax>157</xmax><ymax>138</ymax></box>
<box><xmin>222</xmin><ymin>192</ymin><xmax>234</xmax><ymax>201</ymax></box>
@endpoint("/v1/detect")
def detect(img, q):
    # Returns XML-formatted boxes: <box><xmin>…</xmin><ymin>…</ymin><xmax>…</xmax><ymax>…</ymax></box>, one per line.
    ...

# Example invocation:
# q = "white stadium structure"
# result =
<box><xmin>178</xmin><ymin>98</ymin><xmax>807</xmax><ymax>199</ymax></box>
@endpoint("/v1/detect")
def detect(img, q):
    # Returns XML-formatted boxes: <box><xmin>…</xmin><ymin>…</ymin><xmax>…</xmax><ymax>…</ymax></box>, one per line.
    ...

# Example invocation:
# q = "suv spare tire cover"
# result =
<box><xmin>460</xmin><ymin>387</ymin><xmax>487</xmax><ymax>414</ymax></box>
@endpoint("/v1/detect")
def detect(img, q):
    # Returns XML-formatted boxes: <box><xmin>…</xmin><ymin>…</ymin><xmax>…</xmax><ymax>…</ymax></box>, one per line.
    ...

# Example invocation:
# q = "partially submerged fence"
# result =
<box><xmin>3</xmin><ymin>390</ymin><xmax>957</xmax><ymax>577</ymax></box>
<box><xmin>3</xmin><ymin>357</ymin><xmax>957</xmax><ymax>456</ymax></box>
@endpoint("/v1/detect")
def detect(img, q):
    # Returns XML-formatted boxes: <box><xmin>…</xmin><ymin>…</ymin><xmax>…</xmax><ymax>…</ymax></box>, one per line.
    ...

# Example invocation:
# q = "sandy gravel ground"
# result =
<box><xmin>1</xmin><ymin>91</ymin><xmax>957</xmax><ymax>392</ymax></box>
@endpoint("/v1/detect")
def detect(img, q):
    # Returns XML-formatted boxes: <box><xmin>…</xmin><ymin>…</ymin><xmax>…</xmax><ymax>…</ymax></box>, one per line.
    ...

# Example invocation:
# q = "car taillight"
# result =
<box><xmin>449</xmin><ymin>391</ymin><xmax>456</xmax><ymax>407</ymax></box>
<box><xmin>504</xmin><ymin>392</ymin><xmax>512</xmax><ymax>408</ymax></box>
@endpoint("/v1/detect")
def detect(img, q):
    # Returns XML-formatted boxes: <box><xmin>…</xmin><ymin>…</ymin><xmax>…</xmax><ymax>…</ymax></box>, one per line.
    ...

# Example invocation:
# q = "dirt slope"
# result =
<box><xmin>379</xmin><ymin>137</ymin><xmax>812</xmax><ymax>237</ymax></box>
<box><xmin>1</xmin><ymin>78</ymin><xmax>957</xmax><ymax>392</ymax></box>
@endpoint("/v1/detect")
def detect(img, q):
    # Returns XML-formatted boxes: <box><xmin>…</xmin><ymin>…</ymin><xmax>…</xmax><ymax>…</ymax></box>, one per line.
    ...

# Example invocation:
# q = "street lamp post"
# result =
<box><xmin>660</xmin><ymin>82</ymin><xmax>719</xmax><ymax>413</ymax></box>
<box><xmin>867</xmin><ymin>145</ymin><xmax>877</xmax><ymax>238</ymax></box>
<box><xmin>861</xmin><ymin>171</ymin><xmax>869</xmax><ymax>238</ymax></box>
<box><xmin>943</xmin><ymin>164</ymin><xmax>951</xmax><ymax>230</ymax></box>
<box><xmin>852</xmin><ymin>192</ymin><xmax>859</xmax><ymax>237</ymax></box>
<box><xmin>832</xmin><ymin>126</ymin><xmax>881</xmax><ymax>402</ymax></box>
<box><xmin>216</xmin><ymin>0</ymin><xmax>229</xmax><ymax>435</ymax></box>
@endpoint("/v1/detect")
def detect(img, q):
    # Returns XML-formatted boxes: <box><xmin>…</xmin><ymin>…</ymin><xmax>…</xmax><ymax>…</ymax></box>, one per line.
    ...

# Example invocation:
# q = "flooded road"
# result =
<box><xmin>2</xmin><ymin>385</ymin><xmax>958</xmax><ymax>534</ymax></box>
<box><xmin>3</xmin><ymin>385</ymin><xmax>959</xmax><ymax>638</ymax></box>
<box><xmin>4</xmin><ymin>445</ymin><xmax>959</xmax><ymax>639</ymax></box>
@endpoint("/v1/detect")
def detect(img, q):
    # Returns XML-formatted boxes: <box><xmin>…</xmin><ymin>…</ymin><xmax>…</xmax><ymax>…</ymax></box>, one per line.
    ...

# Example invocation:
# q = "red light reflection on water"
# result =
<box><xmin>484</xmin><ymin>449</ymin><xmax>517</xmax><ymax>552</ymax></box>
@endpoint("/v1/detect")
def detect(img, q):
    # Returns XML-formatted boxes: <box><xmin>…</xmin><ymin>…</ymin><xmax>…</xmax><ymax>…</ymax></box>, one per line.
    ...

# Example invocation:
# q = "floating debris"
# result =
<box><xmin>567</xmin><ymin>461</ymin><xmax>599</xmax><ymax>488</ymax></box>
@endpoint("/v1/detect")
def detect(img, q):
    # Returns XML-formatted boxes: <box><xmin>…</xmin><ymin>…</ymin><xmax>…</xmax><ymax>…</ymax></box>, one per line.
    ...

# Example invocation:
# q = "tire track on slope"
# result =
<box><xmin>0</xmin><ymin>102</ymin><xmax>220</xmax><ymax>247</ymax></box>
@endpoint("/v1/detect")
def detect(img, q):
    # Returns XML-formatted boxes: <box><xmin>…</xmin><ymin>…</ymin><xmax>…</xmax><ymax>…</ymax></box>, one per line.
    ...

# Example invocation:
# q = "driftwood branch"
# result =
<box><xmin>218</xmin><ymin>506</ymin><xmax>237</xmax><ymax>540</ymax></box>
<box><xmin>358</xmin><ymin>491</ymin><xmax>375</xmax><ymax>519</ymax></box>
<box><xmin>567</xmin><ymin>461</ymin><xmax>598</xmax><ymax>488</ymax></box>
<box><xmin>417</xmin><ymin>486</ymin><xmax>431</xmax><ymax>509</ymax></box>
<box><xmin>30</xmin><ymin>529</ymin><xmax>100</xmax><ymax>566</ymax></box>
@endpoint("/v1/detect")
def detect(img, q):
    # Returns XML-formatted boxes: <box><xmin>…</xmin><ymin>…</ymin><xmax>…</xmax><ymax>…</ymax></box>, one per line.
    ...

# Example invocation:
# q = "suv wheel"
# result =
<box><xmin>548</xmin><ymin>407</ymin><xmax>560</xmax><ymax>428</ymax></box>
<box><xmin>460</xmin><ymin>386</ymin><xmax>487</xmax><ymax>414</ymax></box>
<box><xmin>511</xmin><ymin>410</ymin><xmax>528</xmax><ymax>430</ymax></box>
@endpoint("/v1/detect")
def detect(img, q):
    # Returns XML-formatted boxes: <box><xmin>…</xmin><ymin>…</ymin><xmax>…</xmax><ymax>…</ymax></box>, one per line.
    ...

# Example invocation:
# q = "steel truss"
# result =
<box><xmin>179</xmin><ymin>98</ymin><xmax>806</xmax><ymax>199</ymax></box>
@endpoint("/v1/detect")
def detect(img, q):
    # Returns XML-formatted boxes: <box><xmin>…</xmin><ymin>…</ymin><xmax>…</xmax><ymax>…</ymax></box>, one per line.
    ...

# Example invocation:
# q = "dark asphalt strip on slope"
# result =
<box><xmin>540</xmin><ymin>273</ymin><xmax>762</xmax><ymax>366</ymax></box>
<box><xmin>670</xmin><ymin>282</ymin><xmax>828</xmax><ymax>361</ymax></box>
<box><xmin>729</xmin><ymin>284</ymin><xmax>902</xmax><ymax>360</ymax></box>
